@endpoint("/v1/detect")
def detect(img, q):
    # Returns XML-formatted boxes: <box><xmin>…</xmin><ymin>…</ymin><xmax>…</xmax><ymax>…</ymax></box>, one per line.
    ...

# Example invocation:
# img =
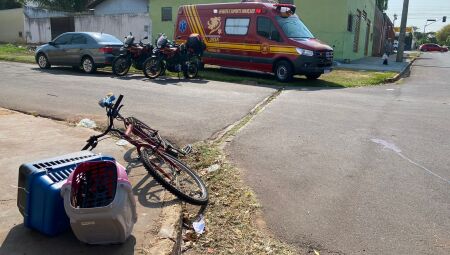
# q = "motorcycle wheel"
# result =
<box><xmin>112</xmin><ymin>56</ymin><xmax>131</xmax><ymax>76</ymax></box>
<box><xmin>183</xmin><ymin>61</ymin><xmax>199</xmax><ymax>79</ymax></box>
<box><xmin>143</xmin><ymin>57</ymin><xmax>164</xmax><ymax>79</ymax></box>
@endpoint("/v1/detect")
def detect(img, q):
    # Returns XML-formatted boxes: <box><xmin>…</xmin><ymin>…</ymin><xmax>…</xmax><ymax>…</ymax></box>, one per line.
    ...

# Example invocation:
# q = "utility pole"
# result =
<box><xmin>396</xmin><ymin>0</ymin><xmax>410</xmax><ymax>62</ymax></box>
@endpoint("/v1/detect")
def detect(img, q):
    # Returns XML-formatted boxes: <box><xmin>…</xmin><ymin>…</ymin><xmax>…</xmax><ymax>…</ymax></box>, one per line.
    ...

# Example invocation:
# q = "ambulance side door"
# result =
<box><xmin>253</xmin><ymin>16</ymin><xmax>283</xmax><ymax>72</ymax></box>
<box><xmin>221</xmin><ymin>17</ymin><xmax>252</xmax><ymax>68</ymax></box>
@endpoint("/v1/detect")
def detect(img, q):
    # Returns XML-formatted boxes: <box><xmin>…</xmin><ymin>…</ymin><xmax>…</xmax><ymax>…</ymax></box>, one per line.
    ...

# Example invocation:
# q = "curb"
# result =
<box><xmin>385</xmin><ymin>56</ymin><xmax>418</xmax><ymax>83</ymax></box>
<box><xmin>148</xmin><ymin>192</ymin><xmax>182</xmax><ymax>255</ymax></box>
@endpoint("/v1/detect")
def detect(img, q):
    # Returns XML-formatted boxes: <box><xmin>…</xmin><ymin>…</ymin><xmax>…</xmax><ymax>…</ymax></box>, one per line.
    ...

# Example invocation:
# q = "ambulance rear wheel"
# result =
<box><xmin>274</xmin><ymin>60</ymin><xmax>293</xmax><ymax>82</ymax></box>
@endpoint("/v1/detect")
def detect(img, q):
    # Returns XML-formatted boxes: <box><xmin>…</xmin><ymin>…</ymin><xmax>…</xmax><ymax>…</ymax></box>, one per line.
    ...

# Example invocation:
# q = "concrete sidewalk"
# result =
<box><xmin>335</xmin><ymin>52</ymin><xmax>415</xmax><ymax>72</ymax></box>
<box><xmin>0</xmin><ymin>109</ymin><xmax>180</xmax><ymax>255</ymax></box>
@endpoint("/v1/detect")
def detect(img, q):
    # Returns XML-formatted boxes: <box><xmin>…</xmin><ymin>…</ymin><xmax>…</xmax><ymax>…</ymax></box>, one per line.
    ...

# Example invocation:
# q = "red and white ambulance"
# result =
<box><xmin>174</xmin><ymin>0</ymin><xmax>333</xmax><ymax>81</ymax></box>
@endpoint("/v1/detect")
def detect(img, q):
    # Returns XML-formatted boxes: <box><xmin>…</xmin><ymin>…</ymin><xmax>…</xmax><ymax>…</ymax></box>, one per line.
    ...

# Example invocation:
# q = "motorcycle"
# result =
<box><xmin>143</xmin><ymin>33</ymin><xmax>205</xmax><ymax>79</ymax></box>
<box><xmin>112</xmin><ymin>33</ymin><xmax>153</xmax><ymax>76</ymax></box>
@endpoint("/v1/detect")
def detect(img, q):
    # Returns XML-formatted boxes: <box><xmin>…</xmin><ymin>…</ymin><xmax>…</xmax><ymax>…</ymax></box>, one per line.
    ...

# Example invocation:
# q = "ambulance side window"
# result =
<box><xmin>257</xmin><ymin>17</ymin><xmax>282</xmax><ymax>42</ymax></box>
<box><xmin>225</xmin><ymin>18</ymin><xmax>250</xmax><ymax>35</ymax></box>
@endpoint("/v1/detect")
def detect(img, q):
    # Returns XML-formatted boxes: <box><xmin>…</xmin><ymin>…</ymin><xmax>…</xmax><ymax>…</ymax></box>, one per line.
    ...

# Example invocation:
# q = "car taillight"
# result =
<box><xmin>99</xmin><ymin>47</ymin><xmax>113</xmax><ymax>54</ymax></box>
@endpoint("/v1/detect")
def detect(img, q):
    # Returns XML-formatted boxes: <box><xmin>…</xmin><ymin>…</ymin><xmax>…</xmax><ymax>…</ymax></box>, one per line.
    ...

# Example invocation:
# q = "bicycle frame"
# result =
<box><xmin>82</xmin><ymin>95</ymin><xmax>181</xmax><ymax>180</ymax></box>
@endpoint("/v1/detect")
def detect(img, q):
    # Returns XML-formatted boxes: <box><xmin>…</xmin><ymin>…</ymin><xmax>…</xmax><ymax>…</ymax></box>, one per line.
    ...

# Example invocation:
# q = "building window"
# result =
<box><xmin>225</xmin><ymin>18</ymin><xmax>250</xmax><ymax>35</ymax></box>
<box><xmin>257</xmin><ymin>17</ymin><xmax>282</xmax><ymax>42</ymax></box>
<box><xmin>161</xmin><ymin>7</ymin><xmax>172</xmax><ymax>21</ymax></box>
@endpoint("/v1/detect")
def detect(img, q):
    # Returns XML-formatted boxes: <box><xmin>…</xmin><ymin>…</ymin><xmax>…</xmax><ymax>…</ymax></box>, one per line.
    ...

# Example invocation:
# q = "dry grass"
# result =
<box><xmin>182</xmin><ymin>142</ymin><xmax>299</xmax><ymax>255</ymax></box>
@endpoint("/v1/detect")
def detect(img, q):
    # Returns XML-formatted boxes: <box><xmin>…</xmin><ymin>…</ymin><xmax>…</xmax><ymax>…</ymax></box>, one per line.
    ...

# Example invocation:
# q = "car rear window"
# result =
<box><xmin>91</xmin><ymin>33</ymin><xmax>122</xmax><ymax>44</ymax></box>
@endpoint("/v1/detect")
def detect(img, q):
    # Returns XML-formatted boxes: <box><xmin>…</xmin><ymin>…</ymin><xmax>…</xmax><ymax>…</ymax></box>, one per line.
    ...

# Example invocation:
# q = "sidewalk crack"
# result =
<box><xmin>209</xmin><ymin>87</ymin><xmax>284</xmax><ymax>144</ymax></box>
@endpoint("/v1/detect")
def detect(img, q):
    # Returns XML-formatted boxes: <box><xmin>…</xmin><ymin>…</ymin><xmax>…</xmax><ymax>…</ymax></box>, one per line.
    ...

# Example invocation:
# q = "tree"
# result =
<box><xmin>376</xmin><ymin>0</ymin><xmax>388</xmax><ymax>11</ymax></box>
<box><xmin>0</xmin><ymin>0</ymin><xmax>22</xmax><ymax>10</ymax></box>
<box><xmin>436</xmin><ymin>24</ymin><xmax>450</xmax><ymax>45</ymax></box>
<box><xmin>21</xmin><ymin>0</ymin><xmax>89</xmax><ymax>12</ymax></box>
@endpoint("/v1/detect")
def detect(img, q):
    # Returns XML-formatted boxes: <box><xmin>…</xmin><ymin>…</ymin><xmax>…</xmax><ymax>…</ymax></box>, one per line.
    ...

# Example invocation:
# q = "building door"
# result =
<box><xmin>364</xmin><ymin>20</ymin><xmax>371</xmax><ymax>56</ymax></box>
<box><xmin>50</xmin><ymin>17</ymin><xmax>75</xmax><ymax>40</ymax></box>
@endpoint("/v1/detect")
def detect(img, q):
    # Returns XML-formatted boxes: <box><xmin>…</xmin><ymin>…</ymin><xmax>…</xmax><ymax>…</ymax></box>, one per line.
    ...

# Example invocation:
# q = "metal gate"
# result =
<box><xmin>353</xmin><ymin>10</ymin><xmax>361</xmax><ymax>53</ymax></box>
<box><xmin>364</xmin><ymin>20</ymin><xmax>371</xmax><ymax>56</ymax></box>
<box><xmin>50</xmin><ymin>17</ymin><xmax>74</xmax><ymax>40</ymax></box>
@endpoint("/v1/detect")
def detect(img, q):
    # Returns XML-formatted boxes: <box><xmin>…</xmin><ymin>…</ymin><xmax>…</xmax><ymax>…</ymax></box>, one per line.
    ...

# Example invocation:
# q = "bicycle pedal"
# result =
<box><xmin>182</xmin><ymin>144</ymin><xmax>192</xmax><ymax>155</ymax></box>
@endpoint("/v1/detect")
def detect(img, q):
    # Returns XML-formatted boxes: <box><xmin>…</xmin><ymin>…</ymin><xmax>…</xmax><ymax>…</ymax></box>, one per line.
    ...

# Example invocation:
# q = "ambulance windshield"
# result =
<box><xmin>276</xmin><ymin>15</ymin><xmax>314</xmax><ymax>39</ymax></box>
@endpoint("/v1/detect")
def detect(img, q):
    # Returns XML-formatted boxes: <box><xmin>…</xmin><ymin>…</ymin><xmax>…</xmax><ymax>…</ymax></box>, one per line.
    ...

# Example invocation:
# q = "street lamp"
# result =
<box><xmin>393</xmin><ymin>14</ymin><xmax>398</xmax><ymax>27</ymax></box>
<box><xmin>424</xmin><ymin>19</ymin><xmax>437</xmax><ymax>33</ymax></box>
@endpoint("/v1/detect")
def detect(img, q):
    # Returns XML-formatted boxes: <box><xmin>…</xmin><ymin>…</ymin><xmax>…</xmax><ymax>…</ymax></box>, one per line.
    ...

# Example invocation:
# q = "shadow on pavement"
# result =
<box><xmin>202</xmin><ymin>67</ymin><xmax>346</xmax><ymax>90</ymax></box>
<box><xmin>0</xmin><ymin>224</ymin><xmax>136</xmax><ymax>255</ymax></box>
<box><xmin>32</xmin><ymin>66</ymin><xmax>211</xmax><ymax>85</ymax></box>
<box><xmin>32</xmin><ymin>67</ymin><xmax>112</xmax><ymax>77</ymax></box>
<box><xmin>31</xmin><ymin>64</ymin><xmax>344</xmax><ymax>90</ymax></box>
<box><xmin>122</xmin><ymin>148</ymin><xmax>178</xmax><ymax>208</ymax></box>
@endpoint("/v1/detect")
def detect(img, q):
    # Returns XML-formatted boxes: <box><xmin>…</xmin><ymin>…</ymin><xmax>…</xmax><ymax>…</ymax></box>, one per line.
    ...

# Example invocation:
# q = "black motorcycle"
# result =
<box><xmin>143</xmin><ymin>34</ymin><xmax>205</xmax><ymax>79</ymax></box>
<box><xmin>112</xmin><ymin>33</ymin><xmax>153</xmax><ymax>76</ymax></box>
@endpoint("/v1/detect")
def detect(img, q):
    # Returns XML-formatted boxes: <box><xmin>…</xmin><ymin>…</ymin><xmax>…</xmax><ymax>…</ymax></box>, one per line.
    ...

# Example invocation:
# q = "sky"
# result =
<box><xmin>385</xmin><ymin>0</ymin><xmax>450</xmax><ymax>32</ymax></box>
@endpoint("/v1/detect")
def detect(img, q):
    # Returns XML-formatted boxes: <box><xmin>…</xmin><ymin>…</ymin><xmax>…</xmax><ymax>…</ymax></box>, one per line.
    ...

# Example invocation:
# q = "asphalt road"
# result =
<box><xmin>0</xmin><ymin>61</ymin><xmax>275</xmax><ymax>145</ymax></box>
<box><xmin>228</xmin><ymin>53</ymin><xmax>450</xmax><ymax>254</ymax></box>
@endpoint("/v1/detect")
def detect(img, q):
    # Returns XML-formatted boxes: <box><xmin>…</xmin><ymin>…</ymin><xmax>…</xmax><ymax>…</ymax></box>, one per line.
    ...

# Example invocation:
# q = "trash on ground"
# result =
<box><xmin>77</xmin><ymin>118</ymin><xmax>97</xmax><ymax>129</ymax></box>
<box><xmin>192</xmin><ymin>214</ymin><xmax>206</xmax><ymax>234</ymax></box>
<box><xmin>206</xmin><ymin>164</ymin><xmax>220</xmax><ymax>173</ymax></box>
<box><xmin>116</xmin><ymin>139</ymin><xmax>130</xmax><ymax>146</ymax></box>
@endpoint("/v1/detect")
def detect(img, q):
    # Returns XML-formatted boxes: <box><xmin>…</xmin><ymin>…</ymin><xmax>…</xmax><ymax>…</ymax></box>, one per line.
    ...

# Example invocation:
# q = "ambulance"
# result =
<box><xmin>174</xmin><ymin>0</ymin><xmax>333</xmax><ymax>82</ymax></box>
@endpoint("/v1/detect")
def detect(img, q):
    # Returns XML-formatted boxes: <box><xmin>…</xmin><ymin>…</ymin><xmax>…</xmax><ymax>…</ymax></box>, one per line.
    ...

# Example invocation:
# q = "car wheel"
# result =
<box><xmin>305</xmin><ymin>73</ymin><xmax>321</xmax><ymax>80</ymax></box>
<box><xmin>37</xmin><ymin>53</ymin><xmax>51</xmax><ymax>69</ymax></box>
<box><xmin>274</xmin><ymin>60</ymin><xmax>293</xmax><ymax>82</ymax></box>
<box><xmin>81</xmin><ymin>56</ymin><xmax>96</xmax><ymax>74</ymax></box>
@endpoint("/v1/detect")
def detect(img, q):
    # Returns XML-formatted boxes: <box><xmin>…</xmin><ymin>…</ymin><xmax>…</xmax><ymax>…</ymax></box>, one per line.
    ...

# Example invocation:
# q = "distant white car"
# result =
<box><xmin>393</xmin><ymin>41</ymin><xmax>399</xmax><ymax>51</ymax></box>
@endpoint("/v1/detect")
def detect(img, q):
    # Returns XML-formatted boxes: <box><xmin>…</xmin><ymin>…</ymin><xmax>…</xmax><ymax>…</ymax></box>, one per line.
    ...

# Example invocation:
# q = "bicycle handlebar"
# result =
<box><xmin>112</xmin><ymin>94</ymin><xmax>123</xmax><ymax>116</ymax></box>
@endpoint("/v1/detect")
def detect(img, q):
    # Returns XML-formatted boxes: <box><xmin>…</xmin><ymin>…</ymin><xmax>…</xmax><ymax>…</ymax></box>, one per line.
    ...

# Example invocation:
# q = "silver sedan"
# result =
<box><xmin>35</xmin><ymin>32</ymin><xmax>123</xmax><ymax>73</ymax></box>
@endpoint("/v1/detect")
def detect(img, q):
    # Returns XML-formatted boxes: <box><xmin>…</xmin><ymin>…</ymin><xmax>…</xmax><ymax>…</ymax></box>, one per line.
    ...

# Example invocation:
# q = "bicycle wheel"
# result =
<box><xmin>140</xmin><ymin>148</ymin><xmax>208</xmax><ymax>205</ymax></box>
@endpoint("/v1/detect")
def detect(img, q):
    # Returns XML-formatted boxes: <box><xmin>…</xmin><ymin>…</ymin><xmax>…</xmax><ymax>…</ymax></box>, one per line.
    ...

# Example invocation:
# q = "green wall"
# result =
<box><xmin>150</xmin><ymin>0</ymin><xmax>232</xmax><ymax>42</ymax></box>
<box><xmin>149</xmin><ymin>0</ymin><xmax>376</xmax><ymax>60</ymax></box>
<box><xmin>297</xmin><ymin>0</ymin><xmax>376</xmax><ymax>60</ymax></box>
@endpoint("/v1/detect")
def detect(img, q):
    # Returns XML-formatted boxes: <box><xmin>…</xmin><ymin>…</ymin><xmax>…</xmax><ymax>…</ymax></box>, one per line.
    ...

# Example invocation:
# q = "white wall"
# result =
<box><xmin>24</xmin><ymin>6</ymin><xmax>68</xmax><ymax>44</ymax></box>
<box><xmin>24</xmin><ymin>17</ymin><xmax>52</xmax><ymax>44</ymax></box>
<box><xmin>94</xmin><ymin>0</ymin><xmax>148</xmax><ymax>15</ymax></box>
<box><xmin>74</xmin><ymin>13</ymin><xmax>152</xmax><ymax>42</ymax></box>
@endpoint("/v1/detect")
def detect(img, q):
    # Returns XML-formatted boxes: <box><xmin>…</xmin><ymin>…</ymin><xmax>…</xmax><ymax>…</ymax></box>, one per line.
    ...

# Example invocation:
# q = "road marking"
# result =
<box><xmin>386</xmin><ymin>89</ymin><xmax>395</xmax><ymax>91</ymax></box>
<box><xmin>371</xmin><ymin>138</ymin><xmax>450</xmax><ymax>185</ymax></box>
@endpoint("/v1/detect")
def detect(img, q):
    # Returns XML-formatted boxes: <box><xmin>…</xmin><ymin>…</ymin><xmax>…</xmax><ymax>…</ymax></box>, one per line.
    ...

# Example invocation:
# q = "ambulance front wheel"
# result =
<box><xmin>274</xmin><ymin>60</ymin><xmax>293</xmax><ymax>82</ymax></box>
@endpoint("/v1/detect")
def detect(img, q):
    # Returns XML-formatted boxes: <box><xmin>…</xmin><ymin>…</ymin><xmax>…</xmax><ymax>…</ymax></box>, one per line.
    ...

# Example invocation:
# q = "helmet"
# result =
<box><xmin>157</xmin><ymin>34</ymin><xmax>168</xmax><ymax>48</ymax></box>
<box><xmin>124</xmin><ymin>34</ymin><xmax>135</xmax><ymax>47</ymax></box>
